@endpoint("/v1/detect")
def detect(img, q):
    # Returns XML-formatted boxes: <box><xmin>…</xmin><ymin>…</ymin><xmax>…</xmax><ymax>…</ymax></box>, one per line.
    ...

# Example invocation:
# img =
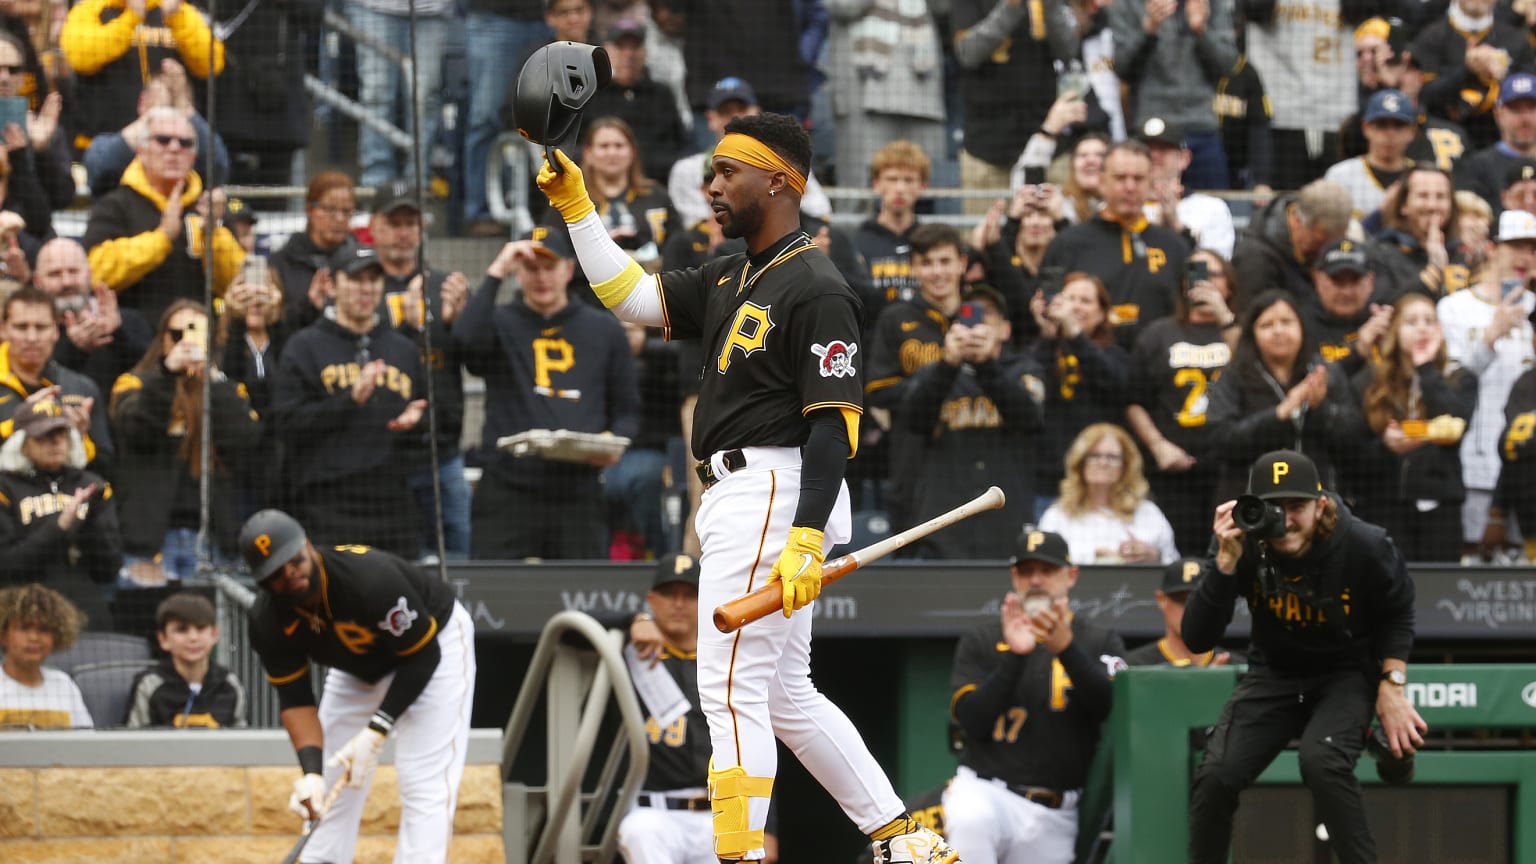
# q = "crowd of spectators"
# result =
<box><xmin>5</xmin><ymin>0</ymin><xmax>1536</xmax><ymax>649</ymax></box>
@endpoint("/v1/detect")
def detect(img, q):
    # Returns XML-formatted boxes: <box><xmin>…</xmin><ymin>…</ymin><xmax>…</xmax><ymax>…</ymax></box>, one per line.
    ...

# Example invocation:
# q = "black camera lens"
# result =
<box><xmin>1233</xmin><ymin>494</ymin><xmax>1286</xmax><ymax>540</ymax></box>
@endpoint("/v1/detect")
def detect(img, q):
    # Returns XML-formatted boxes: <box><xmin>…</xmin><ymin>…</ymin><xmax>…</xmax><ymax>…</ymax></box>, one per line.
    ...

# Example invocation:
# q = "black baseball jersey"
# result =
<box><xmin>949</xmin><ymin>617</ymin><xmax>1125</xmax><ymax>790</ymax></box>
<box><xmin>1129</xmin><ymin>317</ymin><xmax>1231</xmax><ymax>457</ymax></box>
<box><xmin>640</xmin><ymin>646</ymin><xmax>712</xmax><ymax>791</ymax></box>
<box><xmin>1041</xmin><ymin>215</ymin><xmax>1189</xmax><ymax>349</ymax></box>
<box><xmin>1305</xmin><ymin>304</ymin><xmax>1372</xmax><ymax>372</ymax></box>
<box><xmin>1123</xmin><ymin>638</ymin><xmax>1245</xmax><ymax>668</ymax></box>
<box><xmin>249</xmin><ymin>544</ymin><xmax>456</xmax><ymax>687</ymax></box>
<box><xmin>658</xmin><ymin>231</ymin><xmax>864</xmax><ymax>459</ymax></box>
<box><xmin>1494</xmin><ymin>369</ymin><xmax>1536</xmax><ymax>531</ymax></box>
<box><xmin>865</xmin><ymin>298</ymin><xmax>949</xmax><ymax>410</ymax></box>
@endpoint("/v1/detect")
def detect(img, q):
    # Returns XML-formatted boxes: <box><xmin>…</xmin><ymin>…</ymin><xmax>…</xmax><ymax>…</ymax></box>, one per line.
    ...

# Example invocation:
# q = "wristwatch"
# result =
<box><xmin>1380</xmin><ymin>668</ymin><xmax>1407</xmax><ymax>686</ymax></box>
<box><xmin>633</xmin><ymin>612</ymin><xmax>655</xmax><ymax>625</ymax></box>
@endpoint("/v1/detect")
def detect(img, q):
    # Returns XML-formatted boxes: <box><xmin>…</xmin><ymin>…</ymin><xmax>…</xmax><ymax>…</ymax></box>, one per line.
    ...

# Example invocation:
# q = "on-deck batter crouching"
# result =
<box><xmin>537</xmin><ymin>110</ymin><xmax>958</xmax><ymax>863</ymax></box>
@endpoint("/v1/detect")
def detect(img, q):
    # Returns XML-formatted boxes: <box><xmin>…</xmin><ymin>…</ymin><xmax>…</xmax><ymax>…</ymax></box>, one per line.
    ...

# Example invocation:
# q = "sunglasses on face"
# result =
<box><xmin>152</xmin><ymin>134</ymin><xmax>196</xmax><ymax>149</ymax></box>
<box><xmin>167</xmin><ymin>326</ymin><xmax>203</xmax><ymax>342</ymax></box>
<box><xmin>0</xmin><ymin>65</ymin><xmax>22</xmax><ymax>76</ymax></box>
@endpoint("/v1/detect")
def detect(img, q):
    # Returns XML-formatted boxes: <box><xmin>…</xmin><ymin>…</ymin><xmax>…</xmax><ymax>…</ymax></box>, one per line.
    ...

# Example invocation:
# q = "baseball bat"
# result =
<box><xmin>712</xmin><ymin>485</ymin><xmax>1006</xmax><ymax>633</ymax></box>
<box><xmin>280</xmin><ymin>775</ymin><xmax>347</xmax><ymax>864</ymax></box>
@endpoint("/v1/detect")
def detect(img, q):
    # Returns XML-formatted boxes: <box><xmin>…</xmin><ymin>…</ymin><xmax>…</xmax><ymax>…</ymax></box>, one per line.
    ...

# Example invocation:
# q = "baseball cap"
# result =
<box><xmin>1314</xmin><ymin>238</ymin><xmax>1370</xmax><ymax>276</ymax></box>
<box><xmin>1137</xmin><ymin>116</ymin><xmax>1185</xmax><ymax>148</ymax></box>
<box><xmin>652</xmin><ymin>553</ymin><xmax>700</xmax><ymax>590</ymax></box>
<box><xmin>1506</xmin><ymin>161</ymin><xmax>1536</xmax><ymax>192</ymax></box>
<box><xmin>1363</xmin><ymin>89</ymin><xmax>1414</xmax><ymax>124</ymax></box>
<box><xmin>606</xmin><ymin>18</ymin><xmax>645</xmax><ymax>43</ymax></box>
<box><xmin>518</xmin><ymin>225</ymin><xmax>575</xmax><ymax>259</ymax></box>
<box><xmin>329</xmin><ymin>244</ymin><xmax>384</xmax><ymax>276</ymax></box>
<box><xmin>239</xmin><ymin>509</ymin><xmax>308</xmax><ymax>583</ymax></box>
<box><xmin>371</xmin><ymin>179</ymin><xmax>421</xmax><ymax>216</ymax></box>
<box><xmin>962</xmin><ymin>283</ymin><xmax>1009</xmax><ymax>319</ymax></box>
<box><xmin>1501</xmin><ymin>73</ymin><xmax>1536</xmax><ymax>105</ymax></box>
<box><xmin>1010</xmin><ymin>528</ymin><xmax>1071</xmax><ymax>568</ymax></box>
<box><xmin>707</xmin><ymin>77</ymin><xmax>758</xmax><ymax>111</ymax></box>
<box><xmin>12</xmin><ymin>397</ymin><xmax>71</xmax><ymax>438</ymax></box>
<box><xmin>1246</xmin><ymin>449</ymin><xmax>1324</xmax><ymax>501</ymax></box>
<box><xmin>1160</xmin><ymin>558</ymin><xmax>1206</xmax><ymax>596</ymax></box>
<box><xmin>1498</xmin><ymin>208</ymin><xmax>1536</xmax><ymax>243</ymax></box>
<box><xmin>225</xmin><ymin>197</ymin><xmax>256</xmax><ymax>225</ymax></box>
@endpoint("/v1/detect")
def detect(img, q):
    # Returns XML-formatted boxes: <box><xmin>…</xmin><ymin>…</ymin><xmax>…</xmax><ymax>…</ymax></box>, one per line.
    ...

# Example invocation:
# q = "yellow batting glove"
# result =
<box><xmin>768</xmin><ymin>527</ymin><xmax>825</xmax><ymax>618</ymax></box>
<box><xmin>536</xmin><ymin>148</ymin><xmax>596</xmax><ymax>222</ymax></box>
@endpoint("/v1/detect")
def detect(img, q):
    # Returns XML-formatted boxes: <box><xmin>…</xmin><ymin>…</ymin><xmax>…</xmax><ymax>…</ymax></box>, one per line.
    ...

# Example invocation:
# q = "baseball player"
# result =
<box><xmin>1123</xmin><ymin>557</ymin><xmax>1240</xmax><ymax>668</ymax></box>
<box><xmin>240</xmin><ymin>509</ymin><xmax>475</xmax><ymax>864</ymax></box>
<box><xmin>944</xmin><ymin>529</ymin><xmax>1126</xmax><ymax>864</ymax></box>
<box><xmin>537</xmin><ymin>113</ymin><xmax>957</xmax><ymax>862</ymax></box>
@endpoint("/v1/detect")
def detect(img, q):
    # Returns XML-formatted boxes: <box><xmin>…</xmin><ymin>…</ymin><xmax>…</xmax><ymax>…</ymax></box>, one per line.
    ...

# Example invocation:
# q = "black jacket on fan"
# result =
<box><xmin>1494</xmin><ymin>369</ymin><xmax>1536</xmax><ymax>536</ymax></box>
<box><xmin>1205</xmin><ymin>358</ymin><xmax>1366</xmax><ymax>503</ymax></box>
<box><xmin>453</xmin><ymin>276</ymin><xmax>640</xmax><ymax>486</ymax></box>
<box><xmin>108</xmin><ymin>362</ymin><xmax>260</xmax><ymax>557</ymax></box>
<box><xmin>124</xmin><ymin>658</ymin><xmax>248</xmax><ymax>728</ymax></box>
<box><xmin>1033</xmin><ymin>333</ymin><xmax>1130</xmax><ymax>499</ymax></box>
<box><xmin>897</xmin><ymin>349</ymin><xmax>1045</xmax><ymax>559</ymax></box>
<box><xmin>272</xmin><ymin>314</ymin><xmax>426</xmax><ymax>489</ymax></box>
<box><xmin>272</xmin><ymin>231</ymin><xmax>359</xmax><ymax>331</ymax></box>
<box><xmin>1041</xmin><ymin>215</ymin><xmax>1189</xmax><ymax>349</ymax></box>
<box><xmin>1343</xmin><ymin>360</ymin><xmax>1477</xmax><ymax>520</ymax></box>
<box><xmin>382</xmin><ymin>267</ymin><xmax>465</xmax><ymax>457</ymax></box>
<box><xmin>0</xmin><ymin>432</ymin><xmax>121</xmax><ymax>629</ymax></box>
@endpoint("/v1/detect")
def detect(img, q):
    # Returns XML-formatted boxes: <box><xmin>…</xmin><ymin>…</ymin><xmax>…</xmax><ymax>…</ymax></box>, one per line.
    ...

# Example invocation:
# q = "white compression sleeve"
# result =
<box><xmin>566</xmin><ymin>212</ymin><xmax>664</xmax><ymax>325</ymax></box>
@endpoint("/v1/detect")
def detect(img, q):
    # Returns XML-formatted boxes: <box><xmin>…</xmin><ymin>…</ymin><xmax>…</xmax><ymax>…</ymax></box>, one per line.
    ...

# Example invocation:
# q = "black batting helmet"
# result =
<box><xmin>239</xmin><ymin>509</ymin><xmax>307</xmax><ymax>583</ymax></box>
<box><xmin>513</xmin><ymin>41</ymin><xmax>611</xmax><ymax>147</ymax></box>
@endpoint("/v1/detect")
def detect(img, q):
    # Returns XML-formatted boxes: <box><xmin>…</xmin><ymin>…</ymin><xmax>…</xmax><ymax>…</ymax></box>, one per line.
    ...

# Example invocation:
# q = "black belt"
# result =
<box><xmin>977</xmin><ymin>775</ymin><xmax>1066</xmax><ymax>809</ymax></box>
<box><xmin>695</xmin><ymin>449</ymin><xmax>746</xmax><ymax>490</ymax></box>
<box><xmin>637</xmin><ymin>793</ymin><xmax>711</xmax><ymax>812</ymax></box>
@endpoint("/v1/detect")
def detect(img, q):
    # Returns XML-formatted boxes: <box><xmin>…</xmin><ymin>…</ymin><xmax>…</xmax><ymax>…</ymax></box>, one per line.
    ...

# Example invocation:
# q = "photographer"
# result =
<box><xmin>1182</xmin><ymin>449</ymin><xmax>1426</xmax><ymax>864</ymax></box>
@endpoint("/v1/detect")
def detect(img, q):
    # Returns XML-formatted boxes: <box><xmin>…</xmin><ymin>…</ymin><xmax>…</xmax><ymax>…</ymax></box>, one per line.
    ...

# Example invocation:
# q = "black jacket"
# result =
<box><xmin>1345</xmin><ymin>360</ymin><xmax>1477</xmax><ymax>516</ymax></box>
<box><xmin>273</xmin><ymin>314</ymin><xmax>427</xmax><ymax>490</ymax></box>
<box><xmin>1041</xmin><ymin>215</ymin><xmax>1189</xmax><ymax>349</ymax></box>
<box><xmin>1230</xmin><ymin>194</ymin><xmax>1313</xmax><ymax>315</ymax></box>
<box><xmin>898</xmin><ymin>349</ymin><xmax>1044</xmax><ymax>559</ymax></box>
<box><xmin>381</xmin><ymin>267</ymin><xmax>465</xmax><ymax>457</ymax></box>
<box><xmin>1034</xmin><ymin>333</ymin><xmax>1131</xmax><ymax>493</ymax></box>
<box><xmin>213</xmin><ymin>0</ymin><xmax>323</xmax><ymax>152</ymax></box>
<box><xmin>1205</xmin><ymin>358</ymin><xmax>1366</xmax><ymax>503</ymax></box>
<box><xmin>221</xmin><ymin>316</ymin><xmax>291</xmax><ymax>510</ymax></box>
<box><xmin>1412</xmin><ymin>17</ymin><xmax>1535</xmax><ymax>150</ymax></box>
<box><xmin>1183</xmin><ymin>494</ymin><xmax>1416</xmax><ymax>678</ymax></box>
<box><xmin>124</xmin><ymin>658</ymin><xmax>247</xmax><ymax>728</ymax></box>
<box><xmin>52</xmin><ymin>307</ymin><xmax>154</xmax><ymax>399</ymax></box>
<box><xmin>0</xmin><ymin>433</ymin><xmax>121</xmax><ymax>629</ymax></box>
<box><xmin>272</xmin><ymin>230</ymin><xmax>358</xmax><ymax>331</ymax></box>
<box><xmin>108</xmin><ymin>362</ymin><xmax>260</xmax><ymax>556</ymax></box>
<box><xmin>0</xmin><ymin>344</ymin><xmax>114</xmax><ymax>474</ymax></box>
<box><xmin>1455</xmin><ymin>143</ymin><xmax>1530</xmax><ymax>215</ymax></box>
<box><xmin>1368</xmin><ymin>227</ymin><xmax>1473</xmax><ymax>303</ymax></box>
<box><xmin>454</xmin><ymin>277</ymin><xmax>640</xmax><ymax>486</ymax></box>
<box><xmin>1494</xmin><ymin>368</ymin><xmax>1536</xmax><ymax>531</ymax></box>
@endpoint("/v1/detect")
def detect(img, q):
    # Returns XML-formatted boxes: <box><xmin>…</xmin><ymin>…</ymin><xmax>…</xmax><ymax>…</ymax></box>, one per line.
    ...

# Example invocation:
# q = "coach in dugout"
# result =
<box><xmin>1182</xmin><ymin>449</ymin><xmax>1426</xmax><ymax>864</ymax></box>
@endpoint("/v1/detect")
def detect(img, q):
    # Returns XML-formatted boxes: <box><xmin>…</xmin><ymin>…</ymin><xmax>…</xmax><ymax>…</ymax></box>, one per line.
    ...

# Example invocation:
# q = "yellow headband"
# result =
<box><xmin>714</xmin><ymin>133</ymin><xmax>807</xmax><ymax>195</ymax></box>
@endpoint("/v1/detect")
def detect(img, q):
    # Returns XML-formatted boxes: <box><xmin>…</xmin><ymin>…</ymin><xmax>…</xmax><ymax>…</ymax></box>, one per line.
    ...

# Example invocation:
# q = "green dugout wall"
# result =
<box><xmin>1108</xmin><ymin>664</ymin><xmax>1536</xmax><ymax>863</ymax></box>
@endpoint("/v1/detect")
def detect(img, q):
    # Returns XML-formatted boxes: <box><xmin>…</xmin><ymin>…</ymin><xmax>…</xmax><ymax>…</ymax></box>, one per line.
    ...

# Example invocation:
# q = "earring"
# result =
<box><xmin>769</xmin><ymin>190</ymin><xmax>776</xmax><ymax>197</ymax></box>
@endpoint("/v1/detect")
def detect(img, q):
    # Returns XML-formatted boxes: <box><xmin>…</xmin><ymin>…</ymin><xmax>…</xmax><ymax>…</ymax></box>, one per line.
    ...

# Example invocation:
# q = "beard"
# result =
<box><xmin>718</xmin><ymin>198</ymin><xmax>764</xmax><ymax>240</ymax></box>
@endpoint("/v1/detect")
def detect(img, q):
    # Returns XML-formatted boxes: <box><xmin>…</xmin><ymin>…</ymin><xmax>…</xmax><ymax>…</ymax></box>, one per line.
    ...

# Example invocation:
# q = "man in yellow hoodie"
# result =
<box><xmin>81</xmin><ymin>106</ymin><xmax>242</xmax><ymax>326</ymax></box>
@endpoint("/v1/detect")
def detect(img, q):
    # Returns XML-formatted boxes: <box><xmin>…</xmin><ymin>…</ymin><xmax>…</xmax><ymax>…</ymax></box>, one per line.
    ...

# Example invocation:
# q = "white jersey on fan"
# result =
<box><xmin>1246</xmin><ymin>0</ymin><xmax>1356</xmax><ymax>131</ymax></box>
<box><xmin>0</xmin><ymin>666</ymin><xmax>93</xmax><ymax>728</ymax></box>
<box><xmin>1437</xmin><ymin>285</ymin><xmax>1536</xmax><ymax>491</ymax></box>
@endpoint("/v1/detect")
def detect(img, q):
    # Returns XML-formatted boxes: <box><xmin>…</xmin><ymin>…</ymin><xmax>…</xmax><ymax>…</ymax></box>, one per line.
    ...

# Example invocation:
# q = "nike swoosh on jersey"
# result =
<box><xmin>717</xmin><ymin>275</ymin><xmax>732</xmax><ymax>285</ymax></box>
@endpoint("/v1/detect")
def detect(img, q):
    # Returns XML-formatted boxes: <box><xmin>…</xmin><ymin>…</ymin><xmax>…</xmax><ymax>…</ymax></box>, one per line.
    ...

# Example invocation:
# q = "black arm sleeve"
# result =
<box><xmin>377</xmin><ymin>637</ymin><xmax>442</xmax><ymax>722</ymax></box>
<box><xmin>793</xmin><ymin>408</ymin><xmax>850</xmax><ymax>529</ymax></box>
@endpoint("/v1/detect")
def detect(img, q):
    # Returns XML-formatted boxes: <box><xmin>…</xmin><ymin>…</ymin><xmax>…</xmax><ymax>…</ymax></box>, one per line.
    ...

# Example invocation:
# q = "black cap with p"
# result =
<box><xmin>1246</xmin><ymin>449</ymin><xmax>1324</xmax><ymax>500</ymax></box>
<box><xmin>1010</xmin><ymin>528</ymin><xmax>1071</xmax><ymax>568</ymax></box>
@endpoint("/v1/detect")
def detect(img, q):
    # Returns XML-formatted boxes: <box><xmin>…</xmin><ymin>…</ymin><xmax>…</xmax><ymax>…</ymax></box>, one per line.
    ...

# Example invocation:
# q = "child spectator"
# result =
<box><xmin>0</xmin><ymin>582</ymin><xmax>92</xmax><ymax>729</ymax></box>
<box><xmin>124</xmin><ymin>591</ymin><xmax>246</xmax><ymax>728</ymax></box>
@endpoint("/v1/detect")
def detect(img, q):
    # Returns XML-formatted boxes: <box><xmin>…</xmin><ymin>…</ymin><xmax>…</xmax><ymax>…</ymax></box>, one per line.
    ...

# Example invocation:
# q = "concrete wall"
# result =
<box><xmin>0</xmin><ymin>729</ymin><xmax>506</xmax><ymax>864</ymax></box>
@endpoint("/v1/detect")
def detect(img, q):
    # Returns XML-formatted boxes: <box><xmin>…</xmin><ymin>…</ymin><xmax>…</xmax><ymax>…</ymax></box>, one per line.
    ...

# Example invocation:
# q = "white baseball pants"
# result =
<box><xmin>304</xmin><ymin>600</ymin><xmax>477</xmax><ymax>864</ymax></box>
<box><xmin>695</xmin><ymin>447</ymin><xmax>906</xmax><ymax>858</ymax></box>
<box><xmin>618</xmin><ymin>791</ymin><xmax>716</xmax><ymax>864</ymax></box>
<box><xmin>941</xmin><ymin>766</ymin><xmax>1080</xmax><ymax>864</ymax></box>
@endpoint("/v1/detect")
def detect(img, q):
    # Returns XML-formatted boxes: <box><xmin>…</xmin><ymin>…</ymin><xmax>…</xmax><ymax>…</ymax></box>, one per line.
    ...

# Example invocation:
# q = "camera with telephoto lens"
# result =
<box><xmin>1233</xmin><ymin>494</ymin><xmax>1286</xmax><ymax>540</ymax></box>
